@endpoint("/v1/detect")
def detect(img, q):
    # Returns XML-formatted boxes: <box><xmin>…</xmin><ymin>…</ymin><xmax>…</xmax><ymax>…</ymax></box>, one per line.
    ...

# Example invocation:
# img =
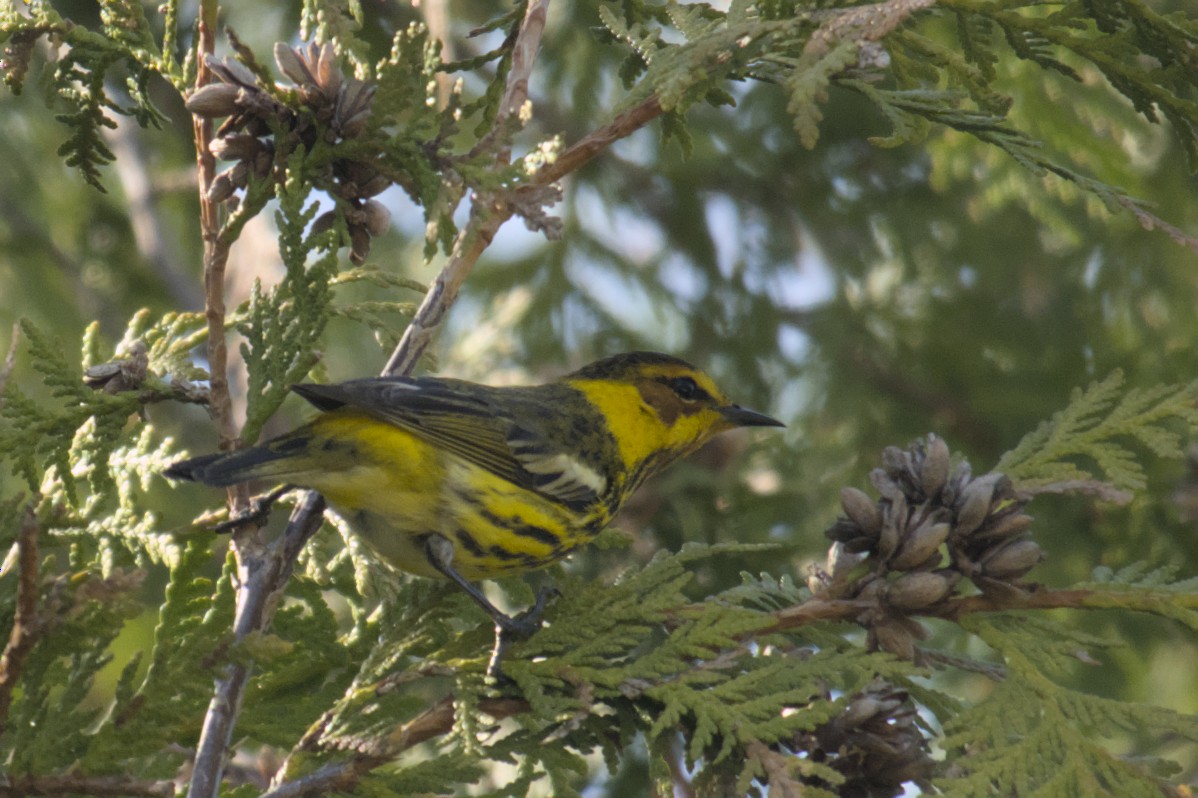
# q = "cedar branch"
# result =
<box><xmin>261</xmin><ymin>697</ymin><xmax>529</xmax><ymax>798</ymax></box>
<box><xmin>254</xmin><ymin>583</ymin><xmax>1197</xmax><ymax>795</ymax></box>
<box><xmin>186</xmin><ymin>2</ymin><xmax>256</xmax><ymax>795</ymax></box>
<box><xmin>757</xmin><ymin>585</ymin><xmax>1198</xmax><ymax>636</ymax></box>
<box><xmin>381</xmin><ymin>0</ymin><xmax>550</xmax><ymax>377</ymax></box>
<box><xmin>0</xmin><ymin>774</ymin><xmax>176</xmax><ymax>797</ymax></box>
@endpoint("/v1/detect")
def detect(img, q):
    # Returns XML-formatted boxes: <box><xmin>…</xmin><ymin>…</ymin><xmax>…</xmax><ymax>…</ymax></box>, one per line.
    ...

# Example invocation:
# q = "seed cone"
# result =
<box><xmin>184</xmin><ymin>36</ymin><xmax>390</xmax><ymax>262</ymax></box>
<box><xmin>821</xmin><ymin>434</ymin><xmax>1042</xmax><ymax>646</ymax></box>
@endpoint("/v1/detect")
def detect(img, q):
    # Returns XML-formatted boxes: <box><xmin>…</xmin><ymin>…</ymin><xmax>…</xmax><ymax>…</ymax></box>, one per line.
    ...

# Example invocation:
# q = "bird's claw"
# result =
<box><xmin>487</xmin><ymin>585</ymin><xmax>562</xmax><ymax>682</ymax></box>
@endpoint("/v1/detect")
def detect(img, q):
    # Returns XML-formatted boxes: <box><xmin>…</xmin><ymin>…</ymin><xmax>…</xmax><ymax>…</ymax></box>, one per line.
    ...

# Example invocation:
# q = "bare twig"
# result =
<box><xmin>475</xmin><ymin>0</ymin><xmax>549</xmax><ymax>164</ymax></box>
<box><xmin>188</xmin><ymin>492</ymin><xmax>325</xmax><ymax>798</ymax></box>
<box><xmin>187</xmin><ymin>1</ymin><xmax>258</xmax><ymax>795</ymax></box>
<box><xmin>531</xmin><ymin>94</ymin><xmax>663</xmax><ymax>188</ymax></box>
<box><xmin>381</xmin><ymin>0</ymin><xmax>550</xmax><ymax>377</ymax></box>
<box><xmin>1115</xmin><ymin>194</ymin><xmax>1198</xmax><ymax>254</ymax></box>
<box><xmin>0</xmin><ymin>501</ymin><xmax>40</xmax><ymax>737</ymax></box>
<box><xmin>380</xmin><ymin>204</ymin><xmax>507</xmax><ymax>377</ymax></box>
<box><xmin>0</xmin><ymin>773</ymin><xmax>177</xmax><ymax>797</ymax></box>
<box><xmin>192</xmin><ymin>18</ymin><xmax>240</xmax><ymax>469</ymax></box>
<box><xmin>757</xmin><ymin>585</ymin><xmax>1198</xmax><ymax>636</ymax></box>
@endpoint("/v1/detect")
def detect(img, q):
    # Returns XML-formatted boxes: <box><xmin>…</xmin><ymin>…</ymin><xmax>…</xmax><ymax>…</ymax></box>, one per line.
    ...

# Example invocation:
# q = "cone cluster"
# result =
<box><xmin>185</xmin><ymin>41</ymin><xmax>389</xmax><ymax>263</ymax></box>
<box><xmin>821</xmin><ymin>434</ymin><xmax>1042</xmax><ymax>658</ymax></box>
<box><xmin>804</xmin><ymin>683</ymin><xmax>933</xmax><ymax>797</ymax></box>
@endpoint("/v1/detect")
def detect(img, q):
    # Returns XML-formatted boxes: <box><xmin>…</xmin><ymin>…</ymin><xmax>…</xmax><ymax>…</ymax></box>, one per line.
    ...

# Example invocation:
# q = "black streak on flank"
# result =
<box><xmin>455</xmin><ymin>529</ymin><xmax>486</xmax><ymax>558</ymax></box>
<box><xmin>489</xmin><ymin>545</ymin><xmax>540</xmax><ymax>568</ymax></box>
<box><xmin>509</xmin><ymin>524</ymin><xmax>562</xmax><ymax>549</ymax></box>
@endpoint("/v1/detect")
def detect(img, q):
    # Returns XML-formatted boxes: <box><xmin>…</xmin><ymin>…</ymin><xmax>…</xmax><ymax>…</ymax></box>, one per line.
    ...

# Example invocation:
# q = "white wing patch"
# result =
<box><xmin>517</xmin><ymin>450</ymin><xmax>608</xmax><ymax>504</ymax></box>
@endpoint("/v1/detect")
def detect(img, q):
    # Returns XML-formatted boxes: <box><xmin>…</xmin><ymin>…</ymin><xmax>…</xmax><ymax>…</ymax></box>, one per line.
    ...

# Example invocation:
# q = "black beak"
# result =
<box><xmin>721</xmin><ymin>405</ymin><xmax>785</xmax><ymax>428</ymax></box>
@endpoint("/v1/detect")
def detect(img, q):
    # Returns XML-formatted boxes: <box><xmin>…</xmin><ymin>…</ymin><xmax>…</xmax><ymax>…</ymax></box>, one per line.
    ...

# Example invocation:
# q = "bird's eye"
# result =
<box><xmin>668</xmin><ymin>376</ymin><xmax>702</xmax><ymax>401</ymax></box>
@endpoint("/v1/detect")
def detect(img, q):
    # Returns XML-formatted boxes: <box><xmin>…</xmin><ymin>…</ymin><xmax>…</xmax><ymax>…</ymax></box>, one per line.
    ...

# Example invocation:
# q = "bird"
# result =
<box><xmin>165</xmin><ymin>351</ymin><xmax>783</xmax><ymax>673</ymax></box>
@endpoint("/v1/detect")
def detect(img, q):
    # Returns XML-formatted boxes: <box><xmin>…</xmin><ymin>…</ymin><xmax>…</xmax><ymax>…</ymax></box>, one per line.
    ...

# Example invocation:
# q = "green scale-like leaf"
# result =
<box><xmin>997</xmin><ymin>371</ymin><xmax>1198</xmax><ymax>493</ymax></box>
<box><xmin>82</xmin><ymin>538</ymin><xmax>232</xmax><ymax>772</ymax></box>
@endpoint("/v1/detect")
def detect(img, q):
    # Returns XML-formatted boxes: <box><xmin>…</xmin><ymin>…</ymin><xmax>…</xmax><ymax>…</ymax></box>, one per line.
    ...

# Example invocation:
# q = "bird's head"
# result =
<box><xmin>566</xmin><ymin>352</ymin><xmax>783</xmax><ymax>473</ymax></box>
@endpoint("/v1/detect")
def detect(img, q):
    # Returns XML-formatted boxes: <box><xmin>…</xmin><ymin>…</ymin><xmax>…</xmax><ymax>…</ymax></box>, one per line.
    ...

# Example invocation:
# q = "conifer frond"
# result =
<box><xmin>942</xmin><ymin>0</ymin><xmax>1198</xmax><ymax>166</ymax></box>
<box><xmin>0</xmin><ymin>320</ymin><xmax>142</xmax><ymax>502</ymax></box>
<box><xmin>4</xmin><ymin>561</ymin><xmax>146</xmax><ymax>772</ymax></box>
<box><xmin>79</xmin><ymin>540</ymin><xmax>232</xmax><ymax>771</ymax></box>
<box><xmin>939</xmin><ymin>613</ymin><xmax>1198</xmax><ymax>796</ymax></box>
<box><xmin>239</xmin><ymin>166</ymin><xmax>339</xmax><ymax>444</ymax></box>
<box><xmin>996</xmin><ymin>371</ymin><xmax>1198</xmax><ymax>494</ymax></box>
<box><xmin>597</xmin><ymin>0</ymin><xmax>1198</xmax><ymax>237</ymax></box>
<box><xmin>45</xmin><ymin>423</ymin><xmax>184</xmax><ymax>569</ymax></box>
<box><xmin>330</xmin><ymin>268</ymin><xmax>426</xmax><ymax>351</ymax></box>
<box><xmin>1</xmin><ymin>3</ymin><xmax>169</xmax><ymax>189</ymax></box>
<box><xmin>276</xmin><ymin>543</ymin><xmax>927</xmax><ymax>794</ymax></box>
<box><xmin>1081</xmin><ymin>563</ymin><xmax>1198</xmax><ymax>631</ymax></box>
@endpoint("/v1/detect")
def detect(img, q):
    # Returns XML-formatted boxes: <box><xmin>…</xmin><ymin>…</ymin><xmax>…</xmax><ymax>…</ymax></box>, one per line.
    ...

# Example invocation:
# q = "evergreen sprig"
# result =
<box><xmin>1082</xmin><ymin>562</ymin><xmax>1198</xmax><ymax>631</ymax></box>
<box><xmin>597</xmin><ymin>0</ymin><xmax>1198</xmax><ymax>239</ymax></box>
<box><xmin>0</xmin><ymin>4</ymin><xmax>170</xmax><ymax>190</ymax></box>
<box><xmin>997</xmin><ymin>370</ymin><xmax>1198</xmax><ymax>494</ymax></box>
<box><xmin>4</xmin><ymin>564</ymin><xmax>146</xmax><ymax>773</ymax></box>
<box><xmin>79</xmin><ymin>540</ymin><xmax>232</xmax><ymax>776</ymax></box>
<box><xmin>238</xmin><ymin>162</ymin><xmax>339</xmax><ymax>445</ymax></box>
<box><xmin>943</xmin><ymin>0</ymin><xmax>1198</xmax><ymax>166</ymax></box>
<box><xmin>280</xmin><ymin>544</ymin><xmax>926</xmax><ymax>795</ymax></box>
<box><xmin>938</xmin><ymin>612</ymin><xmax>1198</xmax><ymax>796</ymax></box>
<box><xmin>0</xmin><ymin>320</ymin><xmax>142</xmax><ymax>502</ymax></box>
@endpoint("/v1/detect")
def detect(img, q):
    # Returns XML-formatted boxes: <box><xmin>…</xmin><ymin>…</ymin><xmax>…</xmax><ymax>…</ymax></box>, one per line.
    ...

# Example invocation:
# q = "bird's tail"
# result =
<box><xmin>163</xmin><ymin>435</ymin><xmax>312</xmax><ymax>487</ymax></box>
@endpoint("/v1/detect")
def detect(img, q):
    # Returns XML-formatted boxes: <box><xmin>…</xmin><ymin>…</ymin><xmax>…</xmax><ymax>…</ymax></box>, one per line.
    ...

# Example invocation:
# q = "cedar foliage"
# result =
<box><xmin>1</xmin><ymin>0</ymin><xmax>1197</xmax><ymax>795</ymax></box>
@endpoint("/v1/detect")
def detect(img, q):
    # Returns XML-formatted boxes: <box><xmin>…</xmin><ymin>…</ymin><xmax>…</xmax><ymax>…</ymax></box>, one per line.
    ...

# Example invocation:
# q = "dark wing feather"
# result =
<box><xmin>290</xmin><ymin>378</ymin><xmax>607</xmax><ymax>509</ymax></box>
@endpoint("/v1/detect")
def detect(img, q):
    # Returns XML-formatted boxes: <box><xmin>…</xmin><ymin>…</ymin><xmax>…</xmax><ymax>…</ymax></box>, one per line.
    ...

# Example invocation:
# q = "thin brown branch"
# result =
<box><xmin>466</xmin><ymin>0</ymin><xmax>549</xmax><ymax>163</ymax></box>
<box><xmin>665</xmin><ymin>735</ymin><xmax>697</xmax><ymax>798</ymax></box>
<box><xmin>930</xmin><ymin>586</ymin><xmax>1198</xmax><ymax>620</ymax></box>
<box><xmin>0</xmin><ymin>773</ymin><xmax>176</xmax><ymax>797</ymax></box>
<box><xmin>380</xmin><ymin>203</ymin><xmax>508</xmax><ymax>377</ymax></box>
<box><xmin>0</xmin><ymin>501</ymin><xmax>40</xmax><ymax>737</ymax></box>
<box><xmin>531</xmin><ymin>94</ymin><xmax>664</xmax><ymax>187</ymax></box>
<box><xmin>192</xmin><ymin>21</ymin><xmax>239</xmax><ymax>466</ymax></box>
<box><xmin>381</xmin><ymin>0</ymin><xmax>550</xmax><ymax>377</ymax></box>
<box><xmin>261</xmin><ymin>697</ymin><xmax>529</xmax><ymax>798</ymax></box>
<box><xmin>1115</xmin><ymin>194</ymin><xmax>1198</xmax><ymax>254</ymax></box>
<box><xmin>757</xmin><ymin>585</ymin><xmax>1198</xmax><ymax>636</ymax></box>
<box><xmin>385</xmin><ymin>13</ymin><xmax>666</xmax><ymax>376</ymax></box>
<box><xmin>187</xmin><ymin>2</ymin><xmax>257</xmax><ymax>796</ymax></box>
<box><xmin>188</xmin><ymin>492</ymin><xmax>325</xmax><ymax>798</ymax></box>
<box><xmin>494</xmin><ymin>0</ymin><xmax>548</xmax><ymax>163</ymax></box>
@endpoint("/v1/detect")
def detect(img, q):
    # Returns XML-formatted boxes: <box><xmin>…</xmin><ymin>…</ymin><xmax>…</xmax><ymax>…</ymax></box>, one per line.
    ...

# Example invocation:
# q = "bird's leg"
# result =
<box><xmin>424</xmin><ymin>534</ymin><xmax>558</xmax><ymax>679</ymax></box>
<box><xmin>212</xmin><ymin>484</ymin><xmax>294</xmax><ymax>533</ymax></box>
